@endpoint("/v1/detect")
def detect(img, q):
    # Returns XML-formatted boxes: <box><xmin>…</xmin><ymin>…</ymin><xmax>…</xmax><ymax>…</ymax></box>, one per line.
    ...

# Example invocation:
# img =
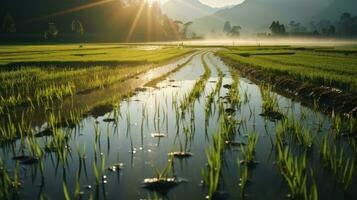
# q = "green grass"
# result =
<box><xmin>0</xmin><ymin>45</ymin><xmax>191</xmax><ymax>110</ymax></box>
<box><xmin>0</xmin><ymin>44</ymin><xmax>192</xmax><ymax>65</ymax></box>
<box><xmin>0</xmin><ymin>44</ymin><xmax>192</xmax><ymax>144</ymax></box>
<box><xmin>217</xmin><ymin>46</ymin><xmax>357</xmax><ymax>93</ymax></box>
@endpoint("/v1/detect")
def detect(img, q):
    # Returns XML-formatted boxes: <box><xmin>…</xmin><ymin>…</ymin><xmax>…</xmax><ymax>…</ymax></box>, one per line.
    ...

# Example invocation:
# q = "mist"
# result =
<box><xmin>158</xmin><ymin>37</ymin><xmax>357</xmax><ymax>47</ymax></box>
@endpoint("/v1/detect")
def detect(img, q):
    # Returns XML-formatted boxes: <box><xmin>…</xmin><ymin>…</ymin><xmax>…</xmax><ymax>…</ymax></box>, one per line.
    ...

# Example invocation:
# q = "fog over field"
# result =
<box><xmin>0</xmin><ymin>1</ymin><xmax>356</xmax><ymax>200</ymax></box>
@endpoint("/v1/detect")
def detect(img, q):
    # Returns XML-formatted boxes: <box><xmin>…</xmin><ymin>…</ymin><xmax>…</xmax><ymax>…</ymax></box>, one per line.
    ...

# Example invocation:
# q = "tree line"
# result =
<box><xmin>268</xmin><ymin>12</ymin><xmax>357</xmax><ymax>37</ymax></box>
<box><xmin>0</xmin><ymin>0</ymin><xmax>195</xmax><ymax>42</ymax></box>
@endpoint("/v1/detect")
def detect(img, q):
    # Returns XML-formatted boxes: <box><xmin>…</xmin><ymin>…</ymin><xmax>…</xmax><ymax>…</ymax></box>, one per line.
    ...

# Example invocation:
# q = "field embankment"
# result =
<box><xmin>217</xmin><ymin>46</ymin><xmax>357</xmax><ymax>115</ymax></box>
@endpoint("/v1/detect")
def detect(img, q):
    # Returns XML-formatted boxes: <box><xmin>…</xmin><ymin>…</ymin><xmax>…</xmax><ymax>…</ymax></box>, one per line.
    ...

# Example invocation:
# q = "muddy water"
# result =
<box><xmin>1</xmin><ymin>51</ymin><xmax>356</xmax><ymax>200</ymax></box>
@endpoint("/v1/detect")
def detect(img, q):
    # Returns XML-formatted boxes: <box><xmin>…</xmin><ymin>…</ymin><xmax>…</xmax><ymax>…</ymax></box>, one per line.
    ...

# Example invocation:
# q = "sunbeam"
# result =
<box><xmin>126</xmin><ymin>1</ymin><xmax>146</xmax><ymax>42</ymax></box>
<box><xmin>26</xmin><ymin>0</ymin><xmax>117</xmax><ymax>22</ymax></box>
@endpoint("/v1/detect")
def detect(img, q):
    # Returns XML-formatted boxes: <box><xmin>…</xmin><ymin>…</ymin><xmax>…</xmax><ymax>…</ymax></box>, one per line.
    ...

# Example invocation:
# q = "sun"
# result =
<box><xmin>146</xmin><ymin>0</ymin><xmax>161</xmax><ymax>5</ymax></box>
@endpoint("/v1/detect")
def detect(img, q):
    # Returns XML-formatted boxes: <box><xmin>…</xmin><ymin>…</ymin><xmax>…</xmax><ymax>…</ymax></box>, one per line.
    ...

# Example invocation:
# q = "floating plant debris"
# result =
<box><xmin>12</xmin><ymin>155</ymin><xmax>31</xmax><ymax>161</ymax></box>
<box><xmin>135</xmin><ymin>87</ymin><xmax>148</xmax><ymax>92</ymax></box>
<box><xmin>225</xmin><ymin>141</ymin><xmax>246</xmax><ymax>146</ymax></box>
<box><xmin>142</xmin><ymin>177</ymin><xmax>185</xmax><ymax>191</ymax></box>
<box><xmin>19</xmin><ymin>157</ymin><xmax>39</xmax><ymax>165</ymax></box>
<box><xmin>225</xmin><ymin>108</ymin><xmax>236</xmax><ymax>114</ymax></box>
<box><xmin>151</xmin><ymin>133</ymin><xmax>166</xmax><ymax>138</ymax></box>
<box><xmin>223</xmin><ymin>84</ymin><xmax>232</xmax><ymax>89</ymax></box>
<box><xmin>108</xmin><ymin>163</ymin><xmax>124</xmax><ymax>172</ymax></box>
<box><xmin>103</xmin><ymin>118</ymin><xmax>116</xmax><ymax>122</ymax></box>
<box><xmin>168</xmin><ymin>152</ymin><xmax>193</xmax><ymax>158</ymax></box>
<box><xmin>259</xmin><ymin>110</ymin><xmax>285</xmax><ymax>121</ymax></box>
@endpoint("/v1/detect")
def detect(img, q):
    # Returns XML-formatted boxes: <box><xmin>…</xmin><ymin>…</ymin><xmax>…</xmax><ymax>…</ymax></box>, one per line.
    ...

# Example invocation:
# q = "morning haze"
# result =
<box><xmin>0</xmin><ymin>0</ymin><xmax>356</xmax><ymax>200</ymax></box>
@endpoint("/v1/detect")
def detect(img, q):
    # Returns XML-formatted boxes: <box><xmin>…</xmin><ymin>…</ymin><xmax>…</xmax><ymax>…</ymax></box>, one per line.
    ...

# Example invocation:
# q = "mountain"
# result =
<box><xmin>162</xmin><ymin>0</ymin><xmax>221</xmax><ymax>22</ymax></box>
<box><xmin>192</xmin><ymin>0</ymin><xmax>339</xmax><ymax>35</ymax></box>
<box><xmin>317</xmin><ymin>0</ymin><xmax>357</xmax><ymax>20</ymax></box>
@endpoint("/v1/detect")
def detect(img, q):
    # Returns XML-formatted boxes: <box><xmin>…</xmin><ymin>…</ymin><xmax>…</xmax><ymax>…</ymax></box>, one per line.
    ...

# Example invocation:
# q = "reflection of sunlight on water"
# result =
<box><xmin>145</xmin><ymin>71</ymin><xmax>154</xmax><ymax>80</ymax></box>
<box><xmin>151</xmin><ymin>38</ymin><xmax>357</xmax><ymax>46</ymax></box>
<box><xmin>136</xmin><ymin>45</ymin><xmax>161</xmax><ymax>50</ymax></box>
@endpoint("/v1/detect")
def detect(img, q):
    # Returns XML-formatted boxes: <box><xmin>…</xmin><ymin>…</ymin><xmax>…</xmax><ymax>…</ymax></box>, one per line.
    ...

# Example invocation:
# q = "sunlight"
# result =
<box><xmin>1</xmin><ymin>1</ymin><xmax>357</xmax><ymax>200</ymax></box>
<box><xmin>126</xmin><ymin>1</ymin><xmax>146</xmax><ymax>42</ymax></box>
<box><xmin>27</xmin><ymin>0</ymin><xmax>116</xmax><ymax>22</ymax></box>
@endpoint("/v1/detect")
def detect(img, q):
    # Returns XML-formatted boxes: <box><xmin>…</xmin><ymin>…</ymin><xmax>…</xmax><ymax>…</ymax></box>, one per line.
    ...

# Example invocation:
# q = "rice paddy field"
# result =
<box><xmin>217</xmin><ymin>46</ymin><xmax>357</xmax><ymax>93</ymax></box>
<box><xmin>0</xmin><ymin>44</ymin><xmax>356</xmax><ymax>200</ymax></box>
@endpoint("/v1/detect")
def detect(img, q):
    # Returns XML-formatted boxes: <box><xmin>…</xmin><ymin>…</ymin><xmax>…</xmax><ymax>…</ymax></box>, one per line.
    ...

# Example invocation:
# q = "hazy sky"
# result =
<box><xmin>199</xmin><ymin>0</ymin><xmax>245</xmax><ymax>7</ymax></box>
<box><xmin>160</xmin><ymin>0</ymin><xmax>245</xmax><ymax>8</ymax></box>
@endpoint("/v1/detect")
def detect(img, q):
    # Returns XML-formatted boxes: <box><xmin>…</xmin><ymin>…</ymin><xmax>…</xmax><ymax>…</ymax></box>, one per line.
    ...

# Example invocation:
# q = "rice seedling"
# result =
<box><xmin>320</xmin><ymin>137</ymin><xmax>355</xmax><ymax>189</ymax></box>
<box><xmin>227</xmin><ymin>67</ymin><xmax>241</xmax><ymax>109</ymax></box>
<box><xmin>180</xmin><ymin>53</ymin><xmax>212</xmax><ymax>114</ymax></box>
<box><xmin>143</xmin><ymin>154</ymin><xmax>184</xmax><ymax>191</ymax></box>
<box><xmin>217</xmin><ymin>48</ymin><xmax>357</xmax><ymax>93</ymax></box>
<box><xmin>276</xmin><ymin>145</ymin><xmax>316</xmax><ymax>199</ymax></box>
<box><xmin>239</xmin><ymin>133</ymin><xmax>259</xmax><ymax>166</ymax></box>
<box><xmin>63</xmin><ymin>181</ymin><xmax>71</xmax><ymax>200</ymax></box>
<box><xmin>93</xmin><ymin>159</ymin><xmax>100</xmax><ymax>185</ymax></box>
<box><xmin>205</xmin><ymin>90</ymin><xmax>216</xmax><ymax>122</ymax></box>
<box><xmin>259</xmin><ymin>84</ymin><xmax>284</xmax><ymax>121</ymax></box>
<box><xmin>0</xmin><ymin>46</ymin><xmax>357</xmax><ymax>200</ymax></box>
<box><xmin>169</xmin><ymin>130</ymin><xmax>193</xmax><ymax>158</ymax></box>
<box><xmin>202</xmin><ymin>132</ymin><xmax>223</xmax><ymax>199</ymax></box>
<box><xmin>237</xmin><ymin>160</ymin><xmax>249</xmax><ymax>198</ymax></box>
<box><xmin>0</xmin><ymin>159</ymin><xmax>21</xmax><ymax>199</ymax></box>
<box><xmin>76</xmin><ymin>142</ymin><xmax>87</xmax><ymax>160</ymax></box>
<box><xmin>276</xmin><ymin>116</ymin><xmax>315</xmax><ymax>149</ymax></box>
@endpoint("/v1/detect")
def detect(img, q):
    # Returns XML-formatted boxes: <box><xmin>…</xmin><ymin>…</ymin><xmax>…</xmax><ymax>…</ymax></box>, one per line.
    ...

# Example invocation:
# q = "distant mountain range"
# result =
<box><xmin>162</xmin><ymin>0</ymin><xmax>357</xmax><ymax>35</ymax></box>
<box><xmin>316</xmin><ymin>0</ymin><xmax>357</xmax><ymax>20</ymax></box>
<box><xmin>161</xmin><ymin>0</ymin><xmax>223</xmax><ymax>22</ymax></box>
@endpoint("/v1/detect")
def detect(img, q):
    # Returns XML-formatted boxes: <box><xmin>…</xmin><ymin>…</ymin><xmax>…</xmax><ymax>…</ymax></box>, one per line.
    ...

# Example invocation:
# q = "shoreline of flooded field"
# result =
<box><xmin>0</xmin><ymin>51</ymin><xmax>356</xmax><ymax>200</ymax></box>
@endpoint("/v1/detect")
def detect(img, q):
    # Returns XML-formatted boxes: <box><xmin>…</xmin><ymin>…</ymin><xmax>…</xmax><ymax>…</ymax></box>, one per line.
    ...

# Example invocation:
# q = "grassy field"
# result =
<box><xmin>217</xmin><ymin>46</ymin><xmax>357</xmax><ymax>94</ymax></box>
<box><xmin>0</xmin><ymin>44</ymin><xmax>191</xmax><ymax>65</ymax></box>
<box><xmin>0</xmin><ymin>44</ymin><xmax>193</xmax><ymax>137</ymax></box>
<box><xmin>0</xmin><ymin>47</ymin><xmax>356</xmax><ymax>200</ymax></box>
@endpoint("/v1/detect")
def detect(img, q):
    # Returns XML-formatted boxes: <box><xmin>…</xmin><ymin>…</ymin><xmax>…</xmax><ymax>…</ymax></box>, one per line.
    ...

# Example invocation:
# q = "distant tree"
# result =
<box><xmin>182</xmin><ymin>21</ymin><xmax>193</xmax><ymax>38</ymax></box>
<box><xmin>71</xmin><ymin>20</ymin><xmax>84</xmax><ymax>36</ymax></box>
<box><xmin>337</xmin><ymin>12</ymin><xmax>357</xmax><ymax>37</ymax></box>
<box><xmin>44</xmin><ymin>22</ymin><xmax>59</xmax><ymax>39</ymax></box>
<box><xmin>229</xmin><ymin>26</ymin><xmax>242</xmax><ymax>37</ymax></box>
<box><xmin>327</xmin><ymin>25</ymin><xmax>336</xmax><ymax>36</ymax></box>
<box><xmin>223</xmin><ymin>21</ymin><xmax>232</xmax><ymax>34</ymax></box>
<box><xmin>312</xmin><ymin>30</ymin><xmax>320</xmax><ymax>36</ymax></box>
<box><xmin>340</xmin><ymin>12</ymin><xmax>352</xmax><ymax>22</ymax></box>
<box><xmin>288</xmin><ymin>20</ymin><xmax>307</xmax><ymax>32</ymax></box>
<box><xmin>270</xmin><ymin>21</ymin><xmax>286</xmax><ymax>35</ymax></box>
<box><xmin>2</xmin><ymin>13</ymin><xmax>16</xmax><ymax>33</ymax></box>
<box><xmin>174</xmin><ymin>20</ymin><xmax>183</xmax><ymax>25</ymax></box>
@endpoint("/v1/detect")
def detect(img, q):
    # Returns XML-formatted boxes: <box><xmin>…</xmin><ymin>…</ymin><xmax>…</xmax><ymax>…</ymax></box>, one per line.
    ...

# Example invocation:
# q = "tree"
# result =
<box><xmin>2</xmin><ymin>13</ymin><xmax>16</xmax><ymax>33</ymax></box>
<box><xmin>223</xmin><ymin>21</ymin><xmax>232</xmax><ymax>34</ymax></box>
<box><xmin>288</xmin><ymin>20</ymin><xmax>307</xmax><ymax>32</ymax></box>
<box><xmin>270</xmin><ymin>21</ymin><xmax>286</xmax><ymax>35</ymax></box>
<box><xmin>72</xmin><ymin>20</ymin><xmax>84</xmax><ymax>36</ymax></box>
<box><xmin>44</xmin><ymin>22</ymin><xmax>59</xmax><ymax>39</ymax></box>
<box><xmin>182</xmin><ymin>21</ymin><xmax>193</xmax><ymax>38</ymax></box>
<box><xmin>229</xmin><ymin>26</ymin><xmax>242</xmax><ymax>37</ymax></box>
<box><xmin>340</xmin><ymin>12</ymin><xmax>352</xmax><ymax>22</ymax></box>
<box><xmin>337</xmin><ymin>12</ymin><xmax>357</xmax><ymax>37</ymax></box>
<box><xmin>327</xmin><ymin>25</ymin><xmax>336</xmax><ymax>36</ymax></box>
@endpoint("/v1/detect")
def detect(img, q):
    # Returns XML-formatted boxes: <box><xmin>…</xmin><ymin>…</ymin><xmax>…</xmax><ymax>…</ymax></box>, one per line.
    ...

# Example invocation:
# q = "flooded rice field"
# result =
<box><xmin>1</xmin><ymin>51</ymin><xmax>356</xmax><ymax>200</ymax></box>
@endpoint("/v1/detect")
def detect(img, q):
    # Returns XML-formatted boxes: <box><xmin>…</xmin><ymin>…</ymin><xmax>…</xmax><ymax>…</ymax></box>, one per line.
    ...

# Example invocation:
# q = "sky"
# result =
<box><xmin>158</xmin><ymin>0</ymin><xmax>245</xmax><ymax>8</ymax></box>
<box><xmin>199</xmin><ymin>0</ymin><xmax>245</xmax><ymax>7</ymax></box>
